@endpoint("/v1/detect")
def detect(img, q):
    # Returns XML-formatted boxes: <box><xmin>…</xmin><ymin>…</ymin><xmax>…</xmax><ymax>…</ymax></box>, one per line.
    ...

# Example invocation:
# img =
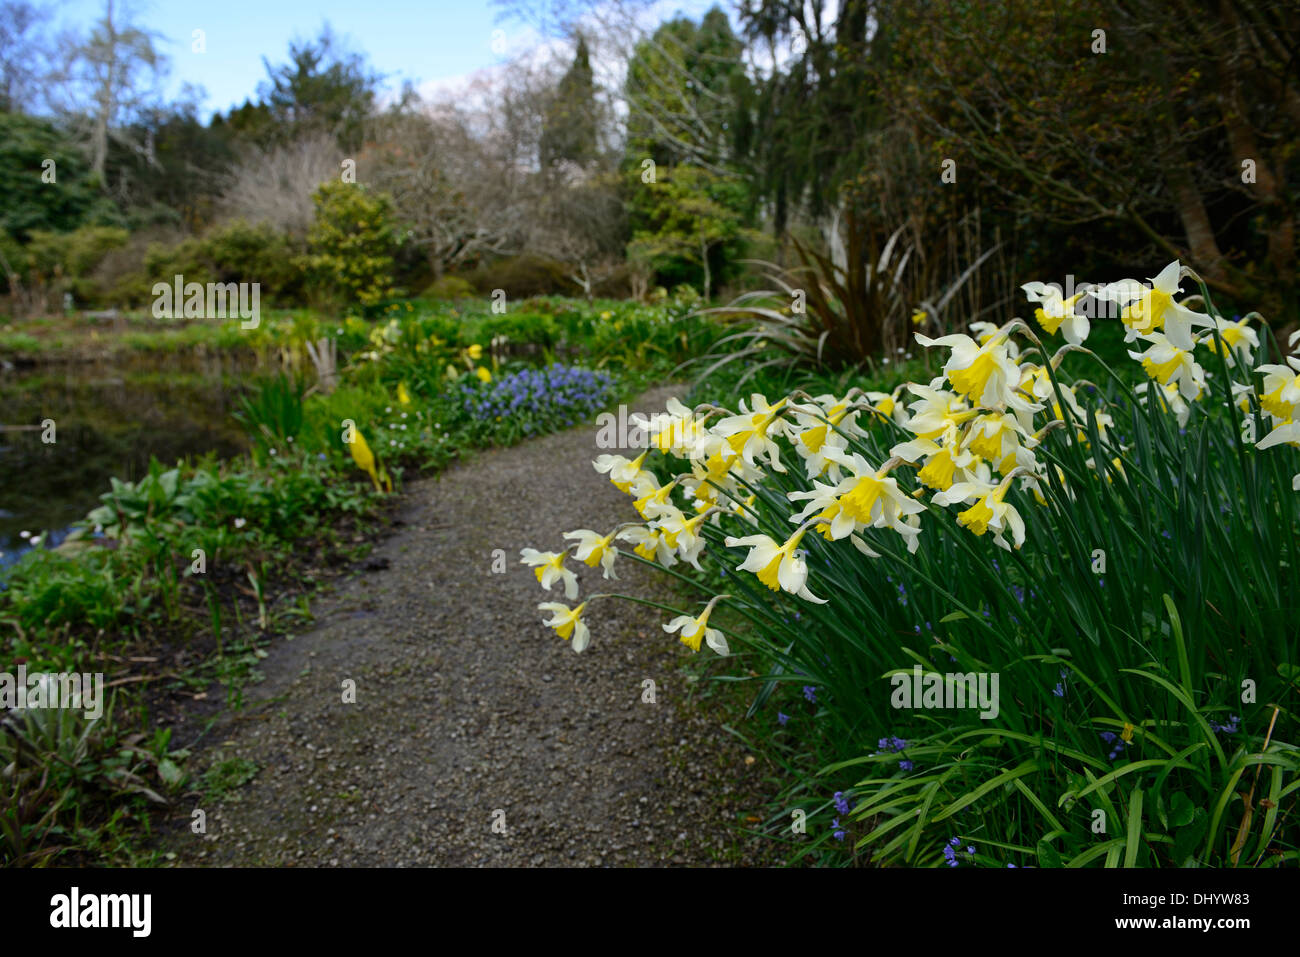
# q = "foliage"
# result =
<box><xmin>694</xmin><ymin>213</ymin><xmax>994</xmax><ymax>383</ymax></box>
<box><xmin>306</xmin><ymin>181</ymin><xmax>400</xmax><ymax>312</ymax></box>
<box><xmin>522</xmin><ymin>263</ymin><xmax>1300</xmax><ymax>867</ymax></box>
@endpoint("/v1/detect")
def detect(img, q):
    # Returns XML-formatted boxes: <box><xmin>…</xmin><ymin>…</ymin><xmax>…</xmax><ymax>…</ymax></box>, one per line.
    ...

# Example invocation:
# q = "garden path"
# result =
<box><xmin>160</xmin><ymin>385</ymin><xmax>773</xmax><ymax>866</ymax></box>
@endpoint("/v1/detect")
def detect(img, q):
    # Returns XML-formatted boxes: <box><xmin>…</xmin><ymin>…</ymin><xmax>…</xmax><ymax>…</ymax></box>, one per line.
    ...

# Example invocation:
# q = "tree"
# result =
<box><xmin>53</xmin><ymin>0</ymin><xmax>167</xmax><ymax>183</ymax></box>
<box><xmin>0</xmin><ymin>111</ymin><xmax>115</xmax><ymax>241</ymax></box>
<box><xmin>257</xmin><ymin>25</ymin><xmax>381</xmax><ymax>153</ymax></box>
<box><xmin>0</xmin><ymin>0</ymin><xmax>54</xmax><ymax>113</ymax></box>
<box><xmin>628</xmin><ymin>164</ymin><xmax>753</xmax><ymax>300</ymax></box>
<box><xmin>539</xmin><ymin>36</ymin><xmax>597</xmax><ymax>172</ymax></box>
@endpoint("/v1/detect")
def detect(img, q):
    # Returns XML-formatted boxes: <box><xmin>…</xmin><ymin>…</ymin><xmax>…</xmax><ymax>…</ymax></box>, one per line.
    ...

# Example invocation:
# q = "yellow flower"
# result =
<box><xmin>662</xmin><ymin>595</ymin><xmax>728</xmax><ymax>654</ymax></box>
<box><xmin>347</xmin><ymin>426</ymin><xmax>390</xmax><ymax>492</ymax></box>
<box><xmin>724</xmin><ymin>527</ymin><xmax>826</xmax><ymax>603</ymax></box>
<box><xmin>1121</xmin><ymin>722</ymin><xmax>1135</xmax><ymax>743</ymax></box>
<box><xmin>466</xmin><ymin>343</ymin><xmax>483</xmax><ymax>360</ymax></box>
<box><xmin>563</xmin><ymin>528</ymin><xmax>619</xmax><ymax>578</ymax></box>
<box><xmin>397</xmin><ymin>383</ymin><xmax>412</xmax><ymax>406</ymax></box>
<box><xmin>476</xmin><ymin>366</ymin><xmax>492</xmax><ymax>384</ymax></box>
<box><xmin>600</xmin><ymin>311</ymin><xmax>613</xmax><ymax>320</ymax></box>
<box><xmin>538</xmin><ymin>602</ymin><xmax>590</xmax><ymax>652</ymax></box>
<box><xmin>519</xmin><ymin>548</ymin><xmax>579</xmax><ymax>599</ymax></box>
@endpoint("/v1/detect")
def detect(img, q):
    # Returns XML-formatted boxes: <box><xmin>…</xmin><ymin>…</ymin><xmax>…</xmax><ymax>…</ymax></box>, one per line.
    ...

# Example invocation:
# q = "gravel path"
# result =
<box><xmin>161</xmin><ymin>385</ymin><xmax>776</xmax><ymax>867</ymax></box>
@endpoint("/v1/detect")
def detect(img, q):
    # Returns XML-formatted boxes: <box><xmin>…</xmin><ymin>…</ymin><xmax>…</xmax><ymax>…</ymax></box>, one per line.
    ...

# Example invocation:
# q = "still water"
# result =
<box><xmin>0</xmin><ymin>354</ymin><xmax>251</xmax><ymax>570</ymax></box>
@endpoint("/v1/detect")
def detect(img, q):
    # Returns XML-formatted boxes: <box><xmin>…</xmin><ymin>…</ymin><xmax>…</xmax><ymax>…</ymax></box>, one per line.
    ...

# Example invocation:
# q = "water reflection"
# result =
<box><xmin>0</xmin><ymin>353</ymin><xmax>251</xmax><ymax>569</ymax></box>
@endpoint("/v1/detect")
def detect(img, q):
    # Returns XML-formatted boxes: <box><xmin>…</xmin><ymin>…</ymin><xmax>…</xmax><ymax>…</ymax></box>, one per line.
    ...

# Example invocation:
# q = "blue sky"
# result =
<box><xmin>54</xmin><ymin>0</ymin><xmax>532</xmax><ymax>119</ymax></box>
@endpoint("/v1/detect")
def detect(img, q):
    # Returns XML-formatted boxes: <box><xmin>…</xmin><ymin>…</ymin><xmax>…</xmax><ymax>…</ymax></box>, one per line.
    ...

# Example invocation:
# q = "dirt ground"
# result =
<box><xmin>156</xmin><ymin>385</ymin><xmax>780</xmax><ymax>867</ymax></box>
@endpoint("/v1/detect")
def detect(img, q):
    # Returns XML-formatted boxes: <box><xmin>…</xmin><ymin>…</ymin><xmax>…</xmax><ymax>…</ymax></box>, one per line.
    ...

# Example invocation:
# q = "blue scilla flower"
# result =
<box><xmin>1210</xmin><ymin>714</ymin><xmax>1240</xmax><ymax>734</ymax></box>
<box><xmin>1099</xmin><ymin>731</ymin><xmax>1128</xmax><ymax>761</ymax></box>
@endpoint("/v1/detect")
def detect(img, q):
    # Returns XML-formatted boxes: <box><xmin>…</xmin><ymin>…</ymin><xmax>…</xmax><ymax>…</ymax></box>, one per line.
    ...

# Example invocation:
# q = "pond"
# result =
<box><xmin>0</xmin><ymin>353</ymin><xmax>252</xmax><ymax>571</ymax></box>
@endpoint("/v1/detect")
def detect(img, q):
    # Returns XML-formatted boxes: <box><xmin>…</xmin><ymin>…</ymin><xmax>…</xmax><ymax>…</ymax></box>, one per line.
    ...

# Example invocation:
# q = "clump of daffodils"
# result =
<box><xmin>524</xmin><ymin>261</ymin><xmax>1299</xmax><ymax>652</ymax></box>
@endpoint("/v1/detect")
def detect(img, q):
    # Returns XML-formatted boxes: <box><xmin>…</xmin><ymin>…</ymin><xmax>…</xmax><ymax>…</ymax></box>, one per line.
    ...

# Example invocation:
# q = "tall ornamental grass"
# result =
<box><xmin>522</xmin><ymin>261</ymin><xmax>1299</xmax><ymax>867</ymax></box>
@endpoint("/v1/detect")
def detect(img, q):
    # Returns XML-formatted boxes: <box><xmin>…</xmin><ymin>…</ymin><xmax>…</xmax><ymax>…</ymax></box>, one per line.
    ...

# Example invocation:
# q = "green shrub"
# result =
<box><xmin>423</xmin><ymin>275</ymin><xmax>476</xmax><ymax>300</ymax></box>
<box><xmin>469</xmin><ymin>253</ymin><xmax>575</xmax><ymax>299</ymax></box>
<box><xmin>306</xmin><ymin>182</ymin><xmax>400</xmax><ymax>312</ymax></box>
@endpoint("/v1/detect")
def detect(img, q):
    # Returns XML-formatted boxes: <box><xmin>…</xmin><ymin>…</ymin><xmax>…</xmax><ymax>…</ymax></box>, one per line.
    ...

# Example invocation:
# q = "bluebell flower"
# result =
<box><xmin>832</xmin><ymin>818</ymin><xmax>846</xmax><ymax>841</ymax></box>
<box><xmin>803</xmin><ymin>685</ymin><xmax>817</xmax><ymax>703</ymax></box>
<box><xmin>777</xmin><ymin>711</ymin><xmax>789</xmax><ymax>726</ymax></box>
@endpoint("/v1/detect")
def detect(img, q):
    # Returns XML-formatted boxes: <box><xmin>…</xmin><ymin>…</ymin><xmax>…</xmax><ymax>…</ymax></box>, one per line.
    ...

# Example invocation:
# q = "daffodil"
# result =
<box><xmin>651</xmin><ymin>506</ymin><xmax>713</xmax><ymax>569</ymax></box>
<box><xmin>724</xmin><ymin>526</ymin><xmax>827</xmax><ymax>602</ymax></box>
<box><xmin>891</xmin><ymin>424</ymin><xmax>979</xmax><ymax>491</ymax></box>
<box><xmin>711</xmin><ymin>394</ymin><xmax>790</xmax><ymax>472</ymax></box>
<box><xmin>916</xmin><ymin>330</ymin><xmax>1025</xmax><ymax>411</ymax></box>
<box><xmin>1199</xmin><ymin>316</ymin><xmax>1259</xmax><ymax>368</ymax></box>
<box><xmin>1255</xmin><ymin>357</ymin><xmax>1300</xmax><ymax>422</ymax></box>
<box><xmin>1128</xmin><ymin>333</ymin><xmax>1205</xmax><ymax>401</ymax></box>
<box><xmin>662</xmin><ymin>595</ymin><xmax>729</xmax><ymax>654</ymax></box>
<box><xmin>562</xmin><ymin>528</ymin><xmax>619</xmax><ymax>579</ymax></box>
<box><xmin>615</xmin><ymin>524</ymin><xmax>677</xmax><ymax>566</ymax></box>
<box><xmin>631</xmin><ymin>397</ymin><xmax>707</xmax><ymax>457</ymax></box>
<box><xmin>801</xmin><ymin>449</ymin><xmax>926</xmax><ymax>549</ymax></box>
<box><xmin>593</xmin><ymin>452</ymin><xmax>655</xmax><ymax>495</ymax></box>
<box><xmin>961</xmin><ymin>412</ymin><xmax>1031</xmax><ymax>475</ymax></box>
<box><xmin>902</xmin><ymin>384</ymin><xmax>978</xmax><ymax>439</ymax></box>
<box><xmin>1257</xmin><ymin>418</ymin><xmax>1300</xmax><ymax>490</ymax></box>
<box><xmin>932</xmin><ymin>472</ymin><xmax>1026</xmax><ymax>550</ymax></box>
<box><xmin>519</xmin><ymin>548</ymin><xmax>579</xmax><ymax>599</ymax></box>
<box><xmin>1094</xmin><ymin>261</ymin><xmax>1209</xmax><ymax>351</ymax></box>
<box><xmin>1020</xmin><ymin>282</ymin><xmax>1092</xmax><ymax>345</ymax></box>
<box><xmin>538</xmin><ymin>601</ymin><xmax>590</xmax><ymax>652</ymax></box>
<box><xmin>632</xmin><ymin>478</ymin><xmax>679</xmax><ymax>520</ymax></box>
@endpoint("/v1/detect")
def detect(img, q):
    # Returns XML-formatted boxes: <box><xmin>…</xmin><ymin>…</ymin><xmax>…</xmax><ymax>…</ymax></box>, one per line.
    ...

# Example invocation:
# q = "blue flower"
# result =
<box><xmin>832</xmin><ymin>818</ymin><xmax>846</xmax><ymax>841</ymax></box>
<box><xmin>803</xmin><ymin>685</ymin><xmax>817</xmax><ymax>703</ymax></box>
<box><xmin>1210</xmin><ymin>714</ymin><xmax>1240</xmax><ymax>734</ymax></box>
<box><xmin>777</xmin><ymin>711</ymin><xmax>789</xmax><ymax>726</ymax></box>
<box><xmin>833</xmin><ymin>791</ymin><xmax>852</xmax><ymax>815</ymax></box>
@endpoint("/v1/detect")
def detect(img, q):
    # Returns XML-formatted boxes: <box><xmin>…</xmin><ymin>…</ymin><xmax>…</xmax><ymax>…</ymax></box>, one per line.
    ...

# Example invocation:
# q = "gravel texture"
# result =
<box><xmin>159</xmin><ymin>385</ymin><xmax>778</xmax><ymax>867</ymax></box>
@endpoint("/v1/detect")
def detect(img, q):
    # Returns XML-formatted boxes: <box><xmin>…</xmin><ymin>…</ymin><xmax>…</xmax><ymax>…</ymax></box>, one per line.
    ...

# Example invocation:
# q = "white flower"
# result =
<box><xmin>1021</xmin><ymin>282</ymin><xmax>1091</xmax><ymax>345</ymax></box>
<box><xmin>662</xmin><ymin>595</ymin><xmax>728</xmax><ymax>655</ymax></box>
<box><xmin>519</xmin><ymin>548</ymin><xmax>579</xmax><ymax>599</ymax></box>
<box><xmin>724</xmin><ymin>528</ymin><xmax>826</xmax><ymax>603</ymax></box>
<box><xmin>538</xmin><ymin>602</ymin><xmax>590</xmax><ymax>652</ymax></box>
<box><xmin>1094</xmin><ymin>261</ymin><xmax>1211</xmax><ymax>351</ymax></box>
<box><xmin>562</xmin><ymin>528</ymin><xmax>619</xmax><ymax>579</ymax></box>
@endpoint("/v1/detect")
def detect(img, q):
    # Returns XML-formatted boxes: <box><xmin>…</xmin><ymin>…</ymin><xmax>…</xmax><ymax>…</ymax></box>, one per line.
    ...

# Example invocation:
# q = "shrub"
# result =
<box><xmin>423</xmin><ymin>275</ymin><xmax>476</xmax><ymax>300</ymax></box>
<box><xmin>306</xmin><ymin>182</ymin><xmax>400</xmax><ymax>312</ymax></box>
<box><xmin>469</xmin><ymin>253</ymin><xmax>575</xmax><ymax>299</ymax></box>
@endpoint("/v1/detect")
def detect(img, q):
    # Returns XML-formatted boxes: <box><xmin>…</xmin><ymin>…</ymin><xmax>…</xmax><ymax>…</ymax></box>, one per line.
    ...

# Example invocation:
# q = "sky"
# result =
<box><xmin>50</xmin><ymin>0</ymin><xmax>727</xmax><ymax>121</ymax></box>
<box><xmin>52</xmin><ymin>0</ymin><xmax>543</xmax><ymax>120</ymax></box>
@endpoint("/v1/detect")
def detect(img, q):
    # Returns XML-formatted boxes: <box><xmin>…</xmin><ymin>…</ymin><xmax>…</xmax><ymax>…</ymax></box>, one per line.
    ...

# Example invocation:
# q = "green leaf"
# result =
<box><xmin>1168</xmin><ymin>791</ymin><xmax>1195</xmax><ymax>828</ymax></box>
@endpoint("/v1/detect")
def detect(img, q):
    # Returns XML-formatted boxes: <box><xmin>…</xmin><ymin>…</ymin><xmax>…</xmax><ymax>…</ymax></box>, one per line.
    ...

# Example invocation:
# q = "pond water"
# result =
<box><xmin>0</xmin><ymin>354</ymin><xmax>251</xmax><ymax>570</ymax></box>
